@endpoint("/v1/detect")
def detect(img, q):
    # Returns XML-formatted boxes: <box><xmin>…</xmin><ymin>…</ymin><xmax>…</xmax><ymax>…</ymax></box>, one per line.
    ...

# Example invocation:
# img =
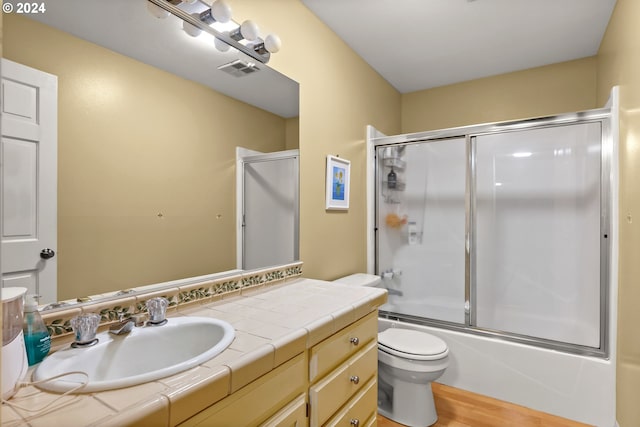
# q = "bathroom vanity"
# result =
<box><xmin>1</xmin><ymin>267</ymin><xmax>386</xmax><ymax>427</ymax></box>
<box><xmin>182</xmin><ymin>312</ymin><xmax>379</xmax><ymax>427</ymax></box>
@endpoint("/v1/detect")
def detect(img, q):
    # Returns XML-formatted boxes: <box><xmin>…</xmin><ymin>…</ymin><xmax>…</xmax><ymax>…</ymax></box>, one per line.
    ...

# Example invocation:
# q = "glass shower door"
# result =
<box><xmin>376</xmin><ymin>138</ymin><xmax>467</xmax><ymax>324</ymax></box>
<box><xmin>473</xmin><ymin>123</ymin><xmax>602</xmax><ymax>347</ymax></box>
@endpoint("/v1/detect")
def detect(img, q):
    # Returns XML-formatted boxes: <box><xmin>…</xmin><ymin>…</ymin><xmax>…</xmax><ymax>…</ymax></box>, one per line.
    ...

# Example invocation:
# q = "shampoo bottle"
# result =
<box><xmin>23</xmin><ymin>295</ymin><xmax>51</xmax><ymax>366</ymax></box>
<box><xmin>387</xmin><ymin>167</ymin><xmax>397</xmax><ymax>189</ymax></box>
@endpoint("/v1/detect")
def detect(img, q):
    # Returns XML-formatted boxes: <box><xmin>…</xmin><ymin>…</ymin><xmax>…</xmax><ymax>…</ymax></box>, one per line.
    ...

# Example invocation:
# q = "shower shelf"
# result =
<box><xmin>383</xmin><ymin>196</ymin><xmax>401</xmax><ymax>204</ymax></box>
<box><xmin>382</xmin><ymin>181</ymin><xmax>405</xmax><ymax>191</ymax></box>
<box><xmin>383</xmin><ymin>158</ymin><xmax>406</xmax><ymax>169</ymax></box>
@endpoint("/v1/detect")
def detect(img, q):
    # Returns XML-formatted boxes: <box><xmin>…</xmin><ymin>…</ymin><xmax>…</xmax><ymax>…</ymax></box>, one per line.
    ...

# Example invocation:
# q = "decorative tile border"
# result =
<box><xmin>134</xmin><ymin>288</ymin><xmax>181</xmax><ymax>314</ymax></box>
<box><xmin>213</xmin><ymin>277</ymin><xmax>243</xmax><ymax>295</ymax></box>
<box><xmin>284</xmin><ymin>264</ymin><xmax>303</xmax><ymax>278</ymax></box>
<box><xmin>177</xmin><ymin>286</ymin><xmax>212</xmax><ymax>304</ymax></box>
<box><xmin>42</xmin><ymin>262</ymin><xmax>303</xmax><ymax>342</ymax></box>
<box><xmin>43</xmin><ymin>307</ymin><xmax>81</xmax><ymax>337</ymax></box>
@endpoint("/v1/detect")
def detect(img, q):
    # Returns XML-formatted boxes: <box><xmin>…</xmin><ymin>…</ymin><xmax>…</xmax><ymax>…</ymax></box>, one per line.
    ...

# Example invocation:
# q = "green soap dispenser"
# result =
<box><xmin>23</xmin><ymin>295</ymin><xmax>51</xmax><ymax>366</ymax></box>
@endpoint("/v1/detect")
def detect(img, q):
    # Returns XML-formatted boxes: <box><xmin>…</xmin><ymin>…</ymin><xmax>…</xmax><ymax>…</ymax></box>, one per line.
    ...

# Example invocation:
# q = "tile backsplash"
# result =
<box><xmin>42</xmin><ymin>262</ymin><xmax>303</xmax><ymax>341</ymax></box>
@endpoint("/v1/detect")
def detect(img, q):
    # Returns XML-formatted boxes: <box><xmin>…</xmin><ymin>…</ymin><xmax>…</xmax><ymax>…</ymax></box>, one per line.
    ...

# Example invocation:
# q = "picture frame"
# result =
<box><xmin>325</xmin><ymin>155</ymin><xmax>350</xmax><ymax>210</ymax></box>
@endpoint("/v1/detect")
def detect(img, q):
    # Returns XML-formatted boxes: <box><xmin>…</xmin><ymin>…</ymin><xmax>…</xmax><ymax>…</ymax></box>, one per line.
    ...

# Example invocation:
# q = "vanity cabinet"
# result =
<box><xmin>308</xmin><ymin>311</ymin><xmax>379</xmax><ymax>427</ymax></box>
<box><xmin>178</xmin><ymin>311</ymin><xmax>380</xmax><ymax>427</ymax></box>
<box><xmin>178</xmin><ymin>354</ymin><xmax>307</xmax><ymax>427</ymax></box>
<box><xmin>324</xmin><ymin>377</ymin><xmax>377</xmax><ymax>427</ymax></box>
<box><xmin>260</xmin><ymin>394</ymin><xmax>307</xmax><ymax>427</ymax></box>
<box><xmin>6</xmin><ymin>277</ymin><xmax>388</xmax><ymax>427</ymax></box>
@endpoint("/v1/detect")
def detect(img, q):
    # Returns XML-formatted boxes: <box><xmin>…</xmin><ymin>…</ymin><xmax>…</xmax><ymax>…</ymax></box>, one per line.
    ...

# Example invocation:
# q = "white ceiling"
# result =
<box><xmin>302</xmin><ymin>0</ymin><xmax>617</xmax><ymax>93</ymax></box>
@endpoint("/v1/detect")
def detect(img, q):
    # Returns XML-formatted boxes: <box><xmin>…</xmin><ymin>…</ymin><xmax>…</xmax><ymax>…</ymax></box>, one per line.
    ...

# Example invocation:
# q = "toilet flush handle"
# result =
<box><xmin>349</xmin><ymin>337</ymin><xmax>359</xmax><ymax>346</ymax></box>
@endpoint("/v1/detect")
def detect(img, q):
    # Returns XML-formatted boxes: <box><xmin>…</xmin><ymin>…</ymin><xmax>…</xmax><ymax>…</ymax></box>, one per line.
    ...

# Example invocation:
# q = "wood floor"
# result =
<box><xmin>376</xmin><ymin>382</ymin><xmax>593</xmax><ymax>427</ymax></box>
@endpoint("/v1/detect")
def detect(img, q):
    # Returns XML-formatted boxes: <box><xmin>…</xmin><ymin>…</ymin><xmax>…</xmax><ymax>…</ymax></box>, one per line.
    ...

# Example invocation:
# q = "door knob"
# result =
<box><xmin>40</xmin><ymin>249</ymin><xmax>55</xmax><ymax>260</ymax></box>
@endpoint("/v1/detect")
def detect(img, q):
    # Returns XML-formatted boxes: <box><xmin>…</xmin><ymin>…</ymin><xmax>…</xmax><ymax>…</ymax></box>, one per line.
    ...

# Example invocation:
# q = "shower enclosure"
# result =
<box><xmin>374</xmin><ymin>113</ymin><xmax>611</xmax><ymax>356</ymax></box>
<box><xmin>236</xmin><ymin>148</ymin><xmax>299</xmax><ymax>270</ymax></box>
<box><xmin>369</xmin><ymin>102</ymin><xmax>619</xmax><ymax>425</ymax></box>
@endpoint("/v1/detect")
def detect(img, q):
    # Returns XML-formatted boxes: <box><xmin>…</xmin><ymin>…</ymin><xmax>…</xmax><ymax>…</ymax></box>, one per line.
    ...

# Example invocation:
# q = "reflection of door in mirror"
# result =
<box><xmin>1</xmin><ymin>59</ymin><xmax>58</xmax><ymax>303</ymax></box>
<box><xmin>4</xmin><ymin>13</ymin><xmax>299</xmax><ymax>303</ymax></box>
<box><xmin>238</xmin><ymin>149</ymin><xmax>299</xmax><ymax>270</ymax></box>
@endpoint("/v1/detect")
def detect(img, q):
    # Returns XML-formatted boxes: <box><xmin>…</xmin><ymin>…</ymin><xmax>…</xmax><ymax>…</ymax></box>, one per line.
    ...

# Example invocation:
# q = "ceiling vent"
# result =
<box><xmin>218</xmin><ymin>60</ymin><xmax>260</xmax><ymax>77</ymax></box>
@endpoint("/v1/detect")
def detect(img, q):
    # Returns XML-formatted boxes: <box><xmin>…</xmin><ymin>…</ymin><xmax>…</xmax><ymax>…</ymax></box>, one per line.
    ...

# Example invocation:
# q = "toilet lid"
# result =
<box><xmin>378</xmin><ymin>328</ymin><xmax>448</xmax><ymax>361</ymax></box>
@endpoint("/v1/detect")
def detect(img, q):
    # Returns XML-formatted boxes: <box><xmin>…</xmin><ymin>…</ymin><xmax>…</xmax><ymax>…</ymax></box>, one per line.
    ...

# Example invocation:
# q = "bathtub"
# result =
<box><xmin>377</xmin><ymin>316</ymin><xmax>616</xmax><ymax>427</ymax></box>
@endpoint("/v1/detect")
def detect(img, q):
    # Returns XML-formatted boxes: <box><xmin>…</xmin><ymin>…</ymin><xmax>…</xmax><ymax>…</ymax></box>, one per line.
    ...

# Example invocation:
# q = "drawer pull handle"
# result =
<box><xmin>350</xmin><ymin>375</ymin><xmax>360</xmax><ymax>384</ymax></box>
<box><xmin>350</xmin><ymin>337</ymin><xmax>360</xmax><ymax>345</ymax></box>
<box><xmin>350</xmin><ymin>419</ymin><xmax>360</xmax><ymax>427</ymax></box>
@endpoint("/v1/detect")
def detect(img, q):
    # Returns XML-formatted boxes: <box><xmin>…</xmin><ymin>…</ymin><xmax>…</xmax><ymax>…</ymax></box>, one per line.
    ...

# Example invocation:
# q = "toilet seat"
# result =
<box><xmin>378</xmin><ymin>328</ymin><xmax>448</xmax><ymax>361</ymax></box>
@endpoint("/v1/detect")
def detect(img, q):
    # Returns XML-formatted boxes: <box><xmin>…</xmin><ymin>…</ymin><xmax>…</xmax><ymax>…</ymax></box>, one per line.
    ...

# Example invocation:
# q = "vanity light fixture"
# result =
<box><xmin>229</xmin><ymin>19</ymin><xmax>259</xmax><ymax>42</ymax></box>
<box><xmin>146</xmin><ymin>2</ymin><xmax>170</xmax><ymax>19</ymax></box>
<box><xmin>146</xmin><ymin>0</ymin><xmax>281</xmax><ymax>63</ymax></box>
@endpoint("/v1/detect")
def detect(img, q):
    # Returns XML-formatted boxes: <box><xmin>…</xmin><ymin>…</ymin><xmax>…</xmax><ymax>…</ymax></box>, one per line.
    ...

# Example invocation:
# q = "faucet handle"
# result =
<box><xmin>146</xmin><ymin>297</ymin><xmax>168</xmax><ymax>326</ymax></box>
<box><xmin>70</xmin><ymin>313</ymin><xmax>101</xmax><ymax>347</ymax></box>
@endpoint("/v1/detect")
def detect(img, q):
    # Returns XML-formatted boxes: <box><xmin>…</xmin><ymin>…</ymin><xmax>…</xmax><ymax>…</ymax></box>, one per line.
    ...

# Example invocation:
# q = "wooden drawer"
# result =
<box><xmin>259</xmin><ymin>393</ymin><xmax>307</xmax><ymax>427</ymax></box>
<box><xmin>324</xmin><ymin>377</ymin><xmax>377</xmax><ymax>427</ymax></box>
<box><xmin>309</xmin><ymin>340</ymin><xmax>377</xmax><ymax>427</ymax></box>
<box><xmin>363</xmin><ymin>415</ymin><xmax>376</xmax><ymax>427</ymax></box>
<box><xmin>309</xmin><ymin>311</ymin><xmax>378</xmax><ymax>383</ymax></box>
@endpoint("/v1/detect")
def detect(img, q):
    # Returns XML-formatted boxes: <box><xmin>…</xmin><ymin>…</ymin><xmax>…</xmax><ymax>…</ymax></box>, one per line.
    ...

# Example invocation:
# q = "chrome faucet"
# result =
<box><xmin>109</xmin><ymin>316</ymin><xmax>135</xmax><ymax>335</ymax></box>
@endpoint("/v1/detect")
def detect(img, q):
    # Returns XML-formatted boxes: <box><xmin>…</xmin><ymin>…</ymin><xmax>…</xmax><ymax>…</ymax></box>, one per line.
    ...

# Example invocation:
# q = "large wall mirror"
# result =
<box><xmin>2</xmin><ymin>0</ymin><xmax>299</xmax><ymax>304</ymax></box>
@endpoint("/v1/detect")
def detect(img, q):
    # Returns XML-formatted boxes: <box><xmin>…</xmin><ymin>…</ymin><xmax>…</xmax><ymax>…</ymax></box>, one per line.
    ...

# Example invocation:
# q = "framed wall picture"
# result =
<box><xmin>325</xmin><ymin>155</ymin><xmax>350</xmax><ymax>210</ymax></box>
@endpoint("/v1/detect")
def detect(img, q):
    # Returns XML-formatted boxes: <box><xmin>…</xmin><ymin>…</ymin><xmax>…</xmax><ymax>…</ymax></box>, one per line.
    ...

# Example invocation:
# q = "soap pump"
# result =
<box><xmin>23</xmin><ymin>295</ymin><xmax>51</xmax><ymax>366</ymax></box>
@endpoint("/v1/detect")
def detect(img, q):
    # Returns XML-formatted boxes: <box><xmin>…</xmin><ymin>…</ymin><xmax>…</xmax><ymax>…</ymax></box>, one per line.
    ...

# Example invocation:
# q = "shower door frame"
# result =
<box><xmin>373</xmin><ymin>108</ymin><xmax>613</xmax><ymax>358</ymax></box>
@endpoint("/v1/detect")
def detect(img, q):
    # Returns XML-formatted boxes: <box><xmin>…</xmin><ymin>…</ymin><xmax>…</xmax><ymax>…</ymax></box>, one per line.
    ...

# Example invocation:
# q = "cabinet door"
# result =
<box><xmin>309</xmin><ymin>312</ymin><xmax>377</xmax><ymax>383</ymax></box>
<box><xmin>179</xmin><ymin>354</ymin><xmax>306</xmax><ymax>427</ymax></box>
<box><xmin>309</xmin><ymin>341</ymin><xmax>377</xmax><ymax>427</ymax></box>
<box><xmin>259</xmin><ymin>394</ymin><xmax>307</xmax><ymax>427</ymax></box>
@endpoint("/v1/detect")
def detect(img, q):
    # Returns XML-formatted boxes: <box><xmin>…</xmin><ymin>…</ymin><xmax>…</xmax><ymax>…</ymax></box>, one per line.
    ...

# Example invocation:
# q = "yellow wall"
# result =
<box><xmin>3</xmin><ymin>14</ymin><xmax>287</xmax><ymax>300</ymax></box>
<box><xmin>285</xmin><ymin>116</ymin><xmax>300</xmax><ymax>150</ymax></box>
<box><xmin>0</xmin><ymin>6</ymin><xmax>4</xmax><ymax>415</ymax></box>
<box><xmin>401</xmin><ymin>57</ymin><xmax>598</xmax><ymax>133</ymax></box>
<box><xmin>227</xmin><ymin>0</ymin><xmax>402</xmax><ymax>280</ymax></box>
<box><xmin>2</xmin><ymin>1</ymin><xmax>637</xmax><ymax>424</ymax></box>
<box><xmin>596</xmin><ymin>0</ymin><xmax>640</xmax><ymax>424</ymax></box>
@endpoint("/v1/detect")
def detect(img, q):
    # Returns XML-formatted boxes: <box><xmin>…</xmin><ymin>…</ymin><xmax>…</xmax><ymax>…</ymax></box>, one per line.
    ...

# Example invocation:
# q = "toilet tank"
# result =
<box><xmin>333</xmin><ymin>273</ymin><xmax>381</xmax><ymax>287</ymax></box>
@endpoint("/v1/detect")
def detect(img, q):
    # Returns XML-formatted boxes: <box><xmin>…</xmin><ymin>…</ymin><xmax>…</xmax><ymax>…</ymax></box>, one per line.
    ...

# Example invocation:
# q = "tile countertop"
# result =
<box><xmin>2</xmin><ymin>278</ymin><xmax>387</xmax><ymax>427</ymax></box>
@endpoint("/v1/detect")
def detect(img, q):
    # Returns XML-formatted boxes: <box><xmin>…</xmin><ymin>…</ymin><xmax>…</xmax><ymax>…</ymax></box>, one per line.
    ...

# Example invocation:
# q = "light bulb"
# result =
<box><xmin>239</xmin><ymin>20</ymin><xmax>259</xmax><ymax>41</ymax></box>
<box><xmin>147</xmin><ymin>2</ymin><xmax>169</xmax><ymax>19</ymax></box>
<box><xmin>214</xmin><ymin>38</ymin><xmax>231</xmax><ymax>52</ymax></box>
<box><xmin>210</xmin><ymin>0</ymin><xmax>232</xmax><ymax>23</ymax></box>
<box><xmin>183</xmin><ymin>17</ymin><xmax>202</xmax><ymax>37</ymax></box>
<box><xmin>264</xmin><ymin>34</ymin><xmax>281</xmax><ymax>53</ymax></box>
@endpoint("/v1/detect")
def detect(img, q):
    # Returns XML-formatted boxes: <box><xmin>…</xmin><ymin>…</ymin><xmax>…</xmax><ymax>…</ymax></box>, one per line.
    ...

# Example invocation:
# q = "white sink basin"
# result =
<box><xmin>33</xmin><ymin>316</ymin><xmax>235</xmax><ymax>393</ymax></box>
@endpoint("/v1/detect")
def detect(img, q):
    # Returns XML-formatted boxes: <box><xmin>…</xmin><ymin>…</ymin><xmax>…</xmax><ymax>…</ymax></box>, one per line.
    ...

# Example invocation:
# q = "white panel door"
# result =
<box><xmin>1</xmin><ymin>59</ymin><xmax>58</xmax><ymax>303</ymax></box>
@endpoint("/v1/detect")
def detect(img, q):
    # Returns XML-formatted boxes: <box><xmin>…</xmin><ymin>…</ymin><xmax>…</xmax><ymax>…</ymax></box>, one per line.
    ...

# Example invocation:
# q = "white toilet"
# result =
<box><xmin>333</xmin><ymin>274</ymin><xmax>449</xmax><ymax>427</ymax></box>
